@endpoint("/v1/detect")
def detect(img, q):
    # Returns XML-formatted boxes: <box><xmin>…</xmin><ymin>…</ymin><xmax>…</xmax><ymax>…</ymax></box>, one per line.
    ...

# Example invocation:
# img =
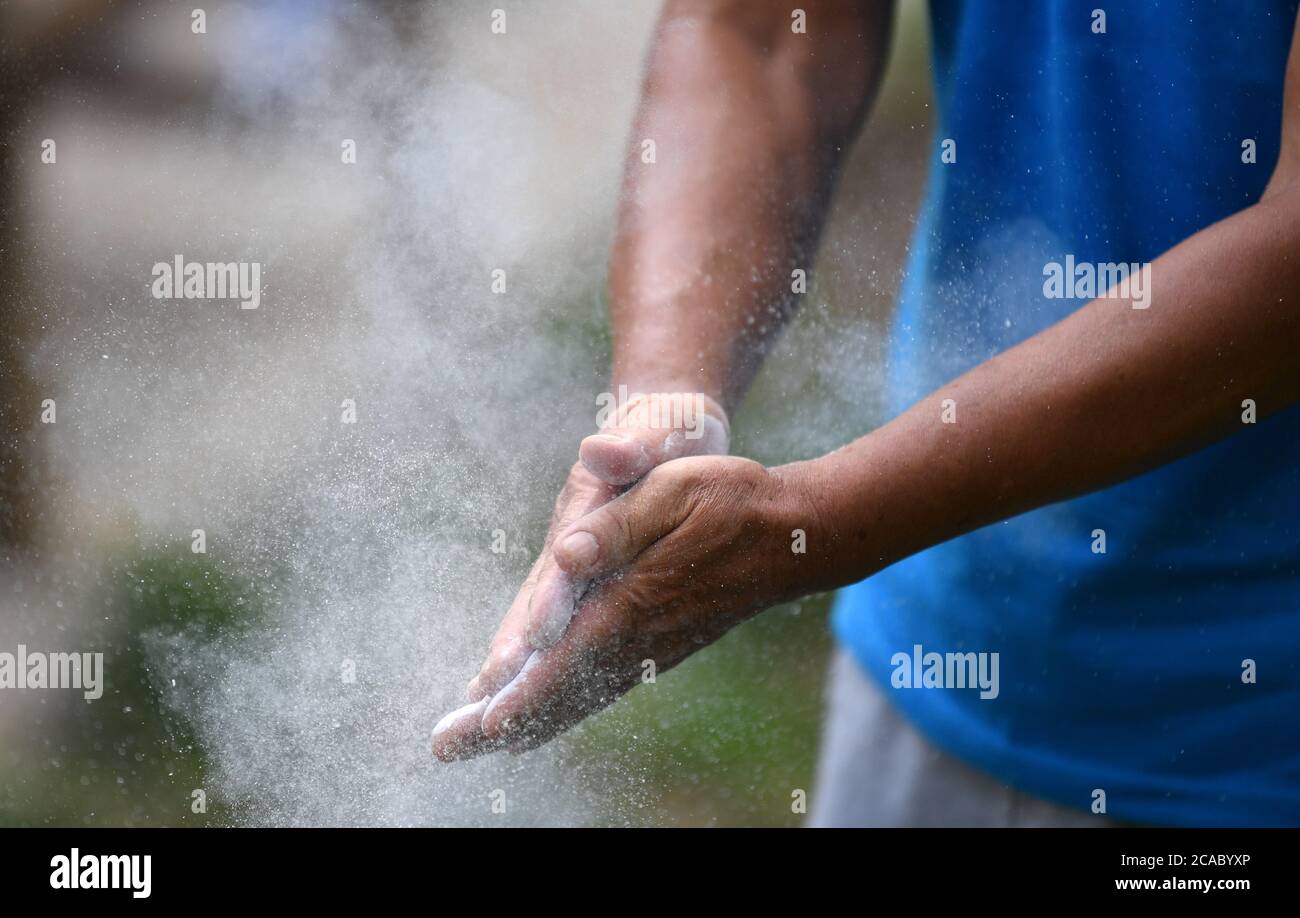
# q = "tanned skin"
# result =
<box><xmin>434</xmin><ymin>1</ymin><xmax>1300</xmax><ymax>758</ymax></box>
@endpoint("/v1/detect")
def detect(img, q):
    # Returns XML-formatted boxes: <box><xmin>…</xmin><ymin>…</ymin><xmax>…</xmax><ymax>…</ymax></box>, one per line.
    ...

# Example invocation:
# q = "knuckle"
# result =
<box><xmin>487</xmin><ymin>637</ymin><xmax>520</xmax><ymax>668</ymax></box>
<box><xmin>611</xmin><ymin>506</ymin><xmax>637</xmax><ymax>551</ymax></box>
<box><xmin>648</xmin><ymin>456</ymin><xmax>703</xmax><ymax>494</ymax></box>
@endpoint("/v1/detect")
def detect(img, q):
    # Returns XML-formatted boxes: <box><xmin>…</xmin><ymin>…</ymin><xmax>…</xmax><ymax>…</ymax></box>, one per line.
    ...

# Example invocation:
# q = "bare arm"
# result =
<box><xmin>454</xmin><ymin>9</ymin><xmax>1300</xmax><ymax>752</ymax></box>
<box><xmin>610</xmin><ymin>0</ymin><xmax>895</xmax><ymax>412</ymax></box>
<box><xmin>790</xmin><ymin>12</ymin><xmax>1300</xmax><ymax>592</ymax></box>
<box><xmin>433</xmin><ymin>0</ymin><xmax>894</xmax><ymax>757</ymax></box>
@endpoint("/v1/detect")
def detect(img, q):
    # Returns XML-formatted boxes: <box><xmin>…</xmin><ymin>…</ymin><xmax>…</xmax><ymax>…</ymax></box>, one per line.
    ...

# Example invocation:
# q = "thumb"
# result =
<box><xmin>551</xmin><ymin>464</ymin><xmax>695</xmax><ymax>580</ymax></box>
<box><xmin>579</xmin><ymin>392</ymin><xmax>729</xmax><ymax>486</ymax></box>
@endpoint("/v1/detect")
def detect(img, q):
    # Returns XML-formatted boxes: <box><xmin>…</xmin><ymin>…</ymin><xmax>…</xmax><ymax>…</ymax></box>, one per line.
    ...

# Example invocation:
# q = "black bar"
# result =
<box><xmin>2</xmin><ymin>827</ymin><xmax>1286</xmax><ymax>904</ymax></box>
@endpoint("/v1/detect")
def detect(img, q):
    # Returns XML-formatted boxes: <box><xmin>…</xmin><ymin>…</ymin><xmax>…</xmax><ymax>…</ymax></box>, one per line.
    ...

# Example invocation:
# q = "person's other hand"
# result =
<box><xmin>432</xmin><ymin>392</ymin><xmax>729</xmax><ymax>760</ymax></box>
<box><xmin>436</xmin><ymin>452</ymin><xmax>816</xmax><ymax>758</ymax></box>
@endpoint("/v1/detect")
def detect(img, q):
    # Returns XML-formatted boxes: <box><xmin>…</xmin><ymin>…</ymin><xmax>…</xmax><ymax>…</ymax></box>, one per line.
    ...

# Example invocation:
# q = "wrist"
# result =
<box><xmin>606</xmin><ymin>371</ymin><xmax>731</xmax><ymax>415</ymax></box>
<box><xmin>607</xmin><ymin>334</ymin><xmax>734</xmax><ymax>414</ymax></box>
<box><xmin>769</xmin><ymin>442</ymin><xmax>891</xmax><ymax>597</ymax></box>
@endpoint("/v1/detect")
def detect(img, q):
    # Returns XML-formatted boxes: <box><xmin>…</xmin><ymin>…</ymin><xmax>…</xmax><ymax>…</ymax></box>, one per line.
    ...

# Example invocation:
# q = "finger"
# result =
<box><xmin>480</xmin><ymin>592</ymin><xmax>626</xmax><ymax>741</ymax></box>
<box><xmin>515</xmin><ymin>473</ymin><xmax>621</xmax><ymax>651</ymax></box>
<box><xmin>491</xmin><ymin>572</ymin><xmax>721</xmax><ymax>754</ymax></box>
<box><xmin>580</xmin><ymin>395</ymin><xmax>729</xmax><ymax>486</ymax></box>
<box><xmin>498</xmin><ymin>636</ymin><xmax>651</xmax><ymax>756</ymax></box>
<box><xmin>468</xmin><ymin>474</ymin><xmax>619</xmax><ymax>698</ymax></box>
<box><xmin>551</xmin><ymin>465</ymin><xmax>693</xmax><ymax>581</ymax></box>
<box><xmin>523</xmin><ymin>568</ymin><xmax>586</xmax><ymax>649</ymax></box>
<box><xmin>480</xmin><ymin>650</ymin><xmax>546</xmax><ymax>741</ymax></box>
<box><xmin>466</xmin><ymin>560</ymin><xmax>542</xmax><ymax>702</ymax></box>
<box><xmin>430</xmin><ymin>698</ymin><xmax>508</xmax><ymax>762</ymax></box>
<box><xmin>503</xmin><ymin>683</ymin><xmax>620</xmax><ymax>755</ymax></box>
<box><xmin>466</xmin><ymin>632</ymin><xmax>532</xmax><ymax>703</ymax></box>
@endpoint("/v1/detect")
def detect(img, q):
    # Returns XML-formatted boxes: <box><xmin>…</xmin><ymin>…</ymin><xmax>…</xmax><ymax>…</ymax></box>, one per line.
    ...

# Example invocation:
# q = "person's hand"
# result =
<box><xmin>432</xmin><ymin>391</ymin><xmax>730</xmax><ymax>760</ymax></box>
<box><xmin>434</xmin><ymin>451</ymin><xmax>816</xmax><ymax>758</ymax></box>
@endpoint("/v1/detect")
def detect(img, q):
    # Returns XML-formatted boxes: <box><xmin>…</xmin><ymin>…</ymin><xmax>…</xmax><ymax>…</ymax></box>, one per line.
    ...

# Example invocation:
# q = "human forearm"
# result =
<box><xmin>788</xmin><ymin>185</ymin><xmax>1300</xmax><ymax>591</ymax></box>
<box><xmin>608</xmin><ymin>0</ymin><xmax>892</xmax><ymax>412</ymax></box>
<box><xmin>455</xmin><ymin>185</ymin><xmax>1300</xmax><ymax>748</ymax></box>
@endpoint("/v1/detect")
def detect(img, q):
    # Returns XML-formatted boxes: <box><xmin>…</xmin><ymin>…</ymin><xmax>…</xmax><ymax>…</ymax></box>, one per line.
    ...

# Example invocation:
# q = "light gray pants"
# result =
<box><xmin>809</xmin><ymin>649</ymin><xmax>1106</xmax><ymax>827</ymax></box>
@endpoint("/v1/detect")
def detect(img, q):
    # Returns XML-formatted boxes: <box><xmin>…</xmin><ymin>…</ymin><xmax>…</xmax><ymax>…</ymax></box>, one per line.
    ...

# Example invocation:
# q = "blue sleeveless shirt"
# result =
<box><xmin>833</xmin><ymin>0</ymin><xmax>1300</xmax><ymax>826</ymax></box>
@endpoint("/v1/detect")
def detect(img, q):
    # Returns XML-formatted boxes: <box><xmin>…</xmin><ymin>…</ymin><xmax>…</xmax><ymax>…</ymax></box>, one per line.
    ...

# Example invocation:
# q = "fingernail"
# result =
<box><xmin>558</xmin><ymin>531</ymin><xmax>599</xmax><ymax>572</ymax></box>
<box><xmin>591</xmin><ymin>433</ymin><xmax>626</xmax><ymax>444</ymax></box>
